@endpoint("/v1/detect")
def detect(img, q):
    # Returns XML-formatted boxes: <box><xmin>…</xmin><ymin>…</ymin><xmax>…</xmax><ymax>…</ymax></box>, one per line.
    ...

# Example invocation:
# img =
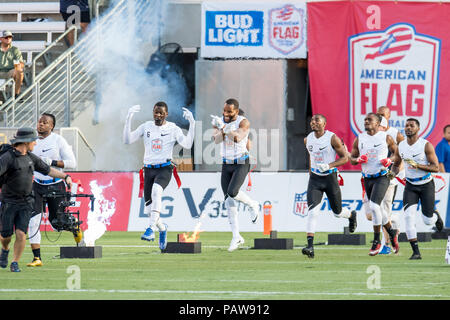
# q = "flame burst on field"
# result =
<box><xmin>178</xmin><ymin>221</ymin><xmax>203</xmax><ymax>243</ymax></box>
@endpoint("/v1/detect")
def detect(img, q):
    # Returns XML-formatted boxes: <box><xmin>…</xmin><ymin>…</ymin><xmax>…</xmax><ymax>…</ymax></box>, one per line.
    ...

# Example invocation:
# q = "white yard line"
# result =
<box><xmin>0</xmin><ymin>288</ymin><xmax>448</xmax><ymax>298</ymax></box>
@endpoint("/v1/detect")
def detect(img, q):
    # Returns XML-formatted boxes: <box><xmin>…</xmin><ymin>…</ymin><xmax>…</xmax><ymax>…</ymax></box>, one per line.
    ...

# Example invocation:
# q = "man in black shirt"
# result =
<box><xmin>0</xmin><ymin>127</ymin><xmax>72</xmax><ymax>272</ymax></box>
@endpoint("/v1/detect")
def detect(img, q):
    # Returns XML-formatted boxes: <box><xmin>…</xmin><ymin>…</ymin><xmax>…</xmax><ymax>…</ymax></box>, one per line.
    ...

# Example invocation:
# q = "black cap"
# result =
<box><xmin>10</xmin><ymin>127</ymin><xmax>38</xmax><ymax>144</ymax></box>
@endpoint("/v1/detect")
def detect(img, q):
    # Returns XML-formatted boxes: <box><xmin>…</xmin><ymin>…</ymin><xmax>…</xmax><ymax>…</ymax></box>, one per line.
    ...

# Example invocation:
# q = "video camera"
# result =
<box><xmin>42</xmin><ymin>191</ymin><xmax>95</xmax><ymax>236</ymax></box>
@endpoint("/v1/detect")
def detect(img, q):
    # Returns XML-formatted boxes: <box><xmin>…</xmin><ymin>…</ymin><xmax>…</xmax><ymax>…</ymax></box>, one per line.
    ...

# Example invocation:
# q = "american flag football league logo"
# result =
<box><xmin>349</xmin><ymin>23</ymin><xmax>441</xmax><ymax>138</ymax></box>
<box><xmin>268</xmin><ymin>4</ymin><xmax>305</xmax><ymax>55</ymax></box>
<box><xmin>293</xmin><ymin>191</ymin><xmax>308</xmax><ymax>218</ymax></box>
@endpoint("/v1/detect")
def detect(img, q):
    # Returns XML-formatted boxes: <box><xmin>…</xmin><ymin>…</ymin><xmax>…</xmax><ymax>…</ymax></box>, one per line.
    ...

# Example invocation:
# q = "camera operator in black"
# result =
<box><xmin>0</xmin><ymin>127</ymin><xmax>72</xmax><ymax>272</ymax></box>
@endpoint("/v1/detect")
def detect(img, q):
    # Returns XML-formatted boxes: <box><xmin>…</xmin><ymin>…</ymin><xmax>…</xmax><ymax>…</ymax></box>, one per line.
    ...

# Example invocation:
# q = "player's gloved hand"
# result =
<box><xmin>357</xmin><ymin>154</ymin><xmax>368</xmax><ymax>164</ymax></box>
<box><xmin>380</xmin><ymin>158</ymin><xmax>392</xmax><ymax>167</ymax></box>
<box><xmin>386</xmin><ymin>170</ymin><xmax>396</xmax><ymax>180</ymax></box>
<box><xmin>210</xmin><ymin>115</ymin><xmax>225</xmax><ymax>129</ymax></box>
<box><xmin>317</xmin><ymin>163</ymin><xmax>330</xmax><ymax>173</ymax></box>
<box><xmin>222</xmin><ymin>123</ymin><xmax>233</xmax><ymax>134</ymax></box>
<box><xmin>404</xmin><ymin>158</ymin><xmax>418</xmax><ymax>168</ymax></box>
<box><xmin>41</xmin><ymin>157</ymin><xmax>52</xmax><ymax>166</ymax></box>
<box><xmin>182</xmin><ymin>107</ymin><xmax>195</xmax><ymax>124</ymax></box>
<box><xmin>127</xmin><ymin>104</ymin><xmax>141</xmax><ymax>118</ymax></box>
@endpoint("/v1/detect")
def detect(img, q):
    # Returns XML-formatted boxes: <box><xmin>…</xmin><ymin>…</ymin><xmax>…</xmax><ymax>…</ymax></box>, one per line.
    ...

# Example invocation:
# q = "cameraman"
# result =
<box><xmin>27</xmin><ymin>113</ymin><xmax>77</xmax><ymax>267</ymax></box>
<box><xmin>0</xmin><ymin>127</ymin><xmax>72</xmax><ymax>272</ymax></box>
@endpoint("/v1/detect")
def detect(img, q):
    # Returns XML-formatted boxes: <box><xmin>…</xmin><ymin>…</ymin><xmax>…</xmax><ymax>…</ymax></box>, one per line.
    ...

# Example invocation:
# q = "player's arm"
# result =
<box><xmin>212</xmin><ymin>128</ymin><xmax>224</xmax><ymax>144</ymax></box>
<box><xmin>329</xmin><ymin>134</ymin><xmax>349</xmax><ymax>168</ymax></box>
<box><xmin>224</xmin><ymin>118</ymin><xmax>250</xmax><ymax>143</ymax></box>
<box><xmin>54</xmin><ymin>138</ymin><xmax>77</xmax><ymax>169</ymax></box>
<box><xmin>349</xmin><ymin>138</ymin><xmax>361</xmax><ymax>165</ymax></box>
<box><xmin>396</xmin><ymin>131</ymin><xmax>405</xmax><ymax>144</ymax></box>
<box><xmin>391</xmin><ymin>146</ymin><xmax>402</xmax><ymax>175</ymax></box>
<box><xmin>176</xmin><ymin>108</ymin><xmax>196</xmax><ymax>149</ymax></box>
<box><xmin>386</xmin><ymin>135</ymin><xmax>398</xmax><ymax>162</ymax></box>
<box><xmin>406</xmin><ymin>142</ymin><xmax>439</xmax><ymax>173</ymax></box>
<box><xmin>123</xmin><ymin>105</ymin><xmax>143</xmax><ymax>144</ymax></box>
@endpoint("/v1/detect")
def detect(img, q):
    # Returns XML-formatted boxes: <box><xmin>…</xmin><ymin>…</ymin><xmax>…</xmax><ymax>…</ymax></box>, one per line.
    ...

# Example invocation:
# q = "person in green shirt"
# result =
<box><xmin>0</xmin><ymin>31</ymin><xmax>24</xmax><ymax>97</ymax></box>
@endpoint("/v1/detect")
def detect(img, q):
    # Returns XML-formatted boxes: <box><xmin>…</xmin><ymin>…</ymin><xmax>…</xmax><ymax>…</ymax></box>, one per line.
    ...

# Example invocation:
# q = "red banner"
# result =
<box><xmin>308</xmin><ymin>1</ymin><xmax>450</xmax><ymax>170</ymax></box>
<box><xmin>40</xmin><ymin>172</ymin><xmax>133</xmax><ymax>232</ymax></box>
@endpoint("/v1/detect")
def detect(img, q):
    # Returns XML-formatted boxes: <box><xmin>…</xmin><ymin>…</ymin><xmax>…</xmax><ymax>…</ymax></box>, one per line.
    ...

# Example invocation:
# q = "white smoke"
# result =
<box><xmin>83</xmin><ymin>180</ymin><xmax>116</xmax><ymax>246</ymax></box>
<box><xmin>74</xmin><ymin>0</ymin><xmax>192</xmax><ymax>171</ymax></box>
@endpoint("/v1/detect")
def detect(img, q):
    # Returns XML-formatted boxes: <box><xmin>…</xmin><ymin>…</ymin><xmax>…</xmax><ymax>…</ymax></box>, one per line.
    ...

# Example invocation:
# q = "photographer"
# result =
<box><xmin>27</xmin><ymin>113</ymin><xmax>77</xmax><ymax>267</ymax></box>
<box><xmin>0</xmin><ymin>127</ymin><xmax>72</xmax><ymax>272</ymax></box>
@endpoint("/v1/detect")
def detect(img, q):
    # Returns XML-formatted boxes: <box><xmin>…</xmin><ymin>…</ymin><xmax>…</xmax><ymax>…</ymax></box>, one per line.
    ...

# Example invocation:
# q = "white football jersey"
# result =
<box><xmin>398</xmin><ymin>138</ymin><xmax>432</xmax><ymax>185</ymax></box>
<box><xmin>134</xmin><ymin>121</ymin><xmax>185</xmax><ymax>165</ymax></box>
<box><xmin>306</xmin><ymin>130</ymin><xmax>336</xmax><ymax>176</ymax></box>
<box><xmin>385</xmin><ymin>126</ymin><xmax>399</xmax><ymax>142</ymax></box>
<box><xmin>33</xmin><ymin>132</ymin><xmax>77</xmax><ymax>183</ymax></box>
<box><xmin>221</xmin><ymin>115</ymin><xmax>249</xmax><ymax>160</ymax></box>
<box><xmin>358</xmin><ymin>131</ymin><xmax>388</xmax><ymax>176</ymax></box>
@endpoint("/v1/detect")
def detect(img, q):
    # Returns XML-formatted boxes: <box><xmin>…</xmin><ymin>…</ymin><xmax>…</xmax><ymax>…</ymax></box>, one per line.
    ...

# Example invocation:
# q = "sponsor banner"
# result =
<box><xmin>308</xmin><ymin>1</ymin><xmax>450</xmax><ymax>170</ymax></box>
<box><xmin>201</xmin><ymin>1</ymin><xmax>307</xmax><ymax>59</ymax></box>
<box><xmin>127</xmin><ymin>172</ymin><xmax>450</xmax><ymax>232</ymax></box>
<box><xmin>39</xmin><ymin>172</ymin><xmax>133</xmax><ymax>232</ymax></box>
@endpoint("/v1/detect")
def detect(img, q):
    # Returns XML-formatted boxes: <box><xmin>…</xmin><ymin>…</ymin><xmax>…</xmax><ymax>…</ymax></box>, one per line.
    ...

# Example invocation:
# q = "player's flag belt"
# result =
<box><xmin>362</xmin><ymin>170</ymin><xmax>387</xmax><ymax>179</ymax></box>
<box><xmin>34</xmin><ymin>178</ymin><xmax>62</xmax><ymax>184</ymax></box>
<box><xmin>144</xmin><ymin>161</ymin><xmax>172</xmax><ymax>169</ymax></box>
<box><xmin>223</xmin><ymin>154</ymin><xmax>249</xmax><ymax>164</ymax></box>
<box><xmin>406</xmin><ymin>173</ymin><xmax>431</xmax><ymax>183</ymax></box>
<box><xmin>311</xmin><ymin>167</ymin><xmax>337</xmax><ymax>175</ymax></box>
<box><xmin>139</xmin><ymin>161</ymin><xmax>181</xmax><ymax>198</ymax></box>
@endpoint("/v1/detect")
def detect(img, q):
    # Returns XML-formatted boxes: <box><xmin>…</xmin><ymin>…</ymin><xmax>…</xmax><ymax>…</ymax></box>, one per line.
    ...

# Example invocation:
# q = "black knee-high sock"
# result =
<box><xmin>32</xmin><ymin>248</ymin><xmax>41</xmax><ymax>259</ymax></box>
<box><xmin>307</xmin><ymin>236</ymin><xmax>314</xmax><ymax>248</ymax></box>
<box><xmin>409</xmin><ymin>240</ymin><xmax>420</xmax><ymax>254</ymax></box>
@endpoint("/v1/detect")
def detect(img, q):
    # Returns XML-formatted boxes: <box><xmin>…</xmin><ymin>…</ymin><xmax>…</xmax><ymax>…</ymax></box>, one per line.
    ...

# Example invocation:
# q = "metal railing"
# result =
<box><xmin>0</xmin><ymin>0</ymin><xmax>131</xmax><ymax>128</ymax></box>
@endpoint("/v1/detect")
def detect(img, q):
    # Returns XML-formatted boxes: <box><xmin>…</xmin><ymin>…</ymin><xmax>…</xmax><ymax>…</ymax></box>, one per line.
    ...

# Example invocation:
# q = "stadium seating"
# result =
<box><xmin>0</xmin><ymin>21</ymin><xmax>66</xmax><ymax>43</ymax></box>
<box><xmin>13</xmin><ymin>40</ymin><xmax>47</xmax><ymax>66</ymax></box>
<box><xmin>0</xmin><ymin>2</ymin><xmax>60</xmax><ymax>22</ymax></box>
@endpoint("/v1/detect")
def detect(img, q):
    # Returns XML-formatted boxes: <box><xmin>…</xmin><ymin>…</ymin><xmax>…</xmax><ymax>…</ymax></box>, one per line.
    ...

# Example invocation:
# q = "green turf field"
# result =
<box><xmin>0</xmin><ymin>231</ymin><xmax>449</xmax><ymax>300</ymax></box>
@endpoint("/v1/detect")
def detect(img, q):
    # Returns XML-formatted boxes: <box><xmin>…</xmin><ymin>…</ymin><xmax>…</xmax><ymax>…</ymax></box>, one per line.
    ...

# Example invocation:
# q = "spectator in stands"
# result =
<box><xmin>0</xmin><ymin>31</ymin><xmax>24</xmax><ymax>98</ymax></box>
<box><xmin>435</xmin><ymin>124</ymin><xmax>450</xmax><ymax>172</ymax></box>
<box><xmin>60</xmin><ymin>0</ymin><xmax>91</xmax><ymax>46</ymax></box>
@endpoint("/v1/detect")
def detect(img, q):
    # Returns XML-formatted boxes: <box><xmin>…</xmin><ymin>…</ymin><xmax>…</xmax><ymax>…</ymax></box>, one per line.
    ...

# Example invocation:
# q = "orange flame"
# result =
<box><xmin>179</xmin><ymin>222</ymin><xmax>203</xmax><ymax>243</ymax></box>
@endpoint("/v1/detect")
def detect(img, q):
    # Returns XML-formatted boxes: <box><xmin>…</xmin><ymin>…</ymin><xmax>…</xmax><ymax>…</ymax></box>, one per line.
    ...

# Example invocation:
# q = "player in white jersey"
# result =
<box><xmin>301</xmin><ymin>114</ymin><xmax>357</xmax><ymax>258</ymax></box>
<box><xmin>27</xmin><ymin>113</ymin><xmax>77</xmax><ymax>267</ymax></box>
<box><xmin>350</xmin><ymin>113</ymin><xmax>402</xmax><ymax>256</ymax></box>
<box><xmin>211</xmin><ymin>98</ymin><xmax>260</xmax><ymax>252</ymax></box>
<box><xmin>374</xmin><ymin>106</ymin><xmax>405</xmax><ymax>254</ymax></box>
<box><xmin>123</xmin><ymin>101</ymin><xmax>195</xmax><ymax>250</ymax></box>
<box><xmin>391</xmin><ymin>118</ymin><xmax>443</xmax><ymax>260</ymax></box>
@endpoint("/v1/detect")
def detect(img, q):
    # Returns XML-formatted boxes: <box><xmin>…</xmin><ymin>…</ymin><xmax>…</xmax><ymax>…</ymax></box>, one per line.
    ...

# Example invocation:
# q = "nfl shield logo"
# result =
<box><xmin>293</xmin><ymin>191</ymin><xmax>308</xmax><ymax>218</ymax></box>
<box><xmin>349</xmin><ymin>23</ymin><xmax>441</xmax><ymax>138</ymax></box>
<box><xmin>151</xmin><ymin>138</ymin><xmax>162</xmax><ymax>152</ymax></box>
<box><xmin>268</xmin><ymin>4</ymin><xmax>305</xmax><ymax>55</ymax></box>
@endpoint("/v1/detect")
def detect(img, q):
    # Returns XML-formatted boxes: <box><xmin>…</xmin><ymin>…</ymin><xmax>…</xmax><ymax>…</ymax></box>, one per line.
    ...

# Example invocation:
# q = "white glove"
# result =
<box><xmin>182</xmin><ymin>107</ymin><xmax>195</xmax><ymax>124</ymax></box>
<box><xmin>210</xmin><ymin>115</ymin><xmax>225</xmax><ymax>129</ymax></box>
<box><xmin>127</xmin><ymin>104</ymin><xmax>141</xmax><ymax>118</ymax></box>
<box><xmin>223</xmin><ymin>123</ymin><xmax>233</xmax><ymax>134</ymax></box>
<box><xmin>41</xmin><ymin>157</ymin><xmax>52</xmax><ymax>166</ymax></box>
<box><xmin>317</xmin><ymin>163</ymin><xmax>330</xmax><ymax>173</ymax></box>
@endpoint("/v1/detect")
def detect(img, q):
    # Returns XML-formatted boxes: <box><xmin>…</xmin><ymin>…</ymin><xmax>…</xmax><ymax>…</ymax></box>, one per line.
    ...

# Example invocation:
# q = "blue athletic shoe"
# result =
<box><xmin>141</xmin><ymin>227</ymin><xmax>155</xmax><ymax>241</ymax></box>
<box><xmin>159</xmin><ymin>225</ymin><xmax>168</xmax><ymax>250</ymax></box>
<box><xmin>10</xmin><ymin>261</ymin><xmax>21</xmax><ymax>272</ymax></box>
<box><xmin>379</xmin><ymin>245</ymin><xmax>392</xmax><ymax>255</ymax></box>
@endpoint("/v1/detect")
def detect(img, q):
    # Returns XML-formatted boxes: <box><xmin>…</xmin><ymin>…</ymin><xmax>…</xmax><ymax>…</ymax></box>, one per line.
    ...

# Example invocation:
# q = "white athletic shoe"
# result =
<box><xmin>249</xmin><ymin>201</ymin><xmax>260</xmax><ymax>224</ymax></box>
<box><xmin>228</xmin><ymin>236</ymin><xmax>245</xmax><ymax>252</ymax></box>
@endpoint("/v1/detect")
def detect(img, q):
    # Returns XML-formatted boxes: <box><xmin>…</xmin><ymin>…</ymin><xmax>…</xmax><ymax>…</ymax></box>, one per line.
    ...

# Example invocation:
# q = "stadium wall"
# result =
<box><xmin>40</xmin><ymin>171</ymin><xmax>450</xmax><ymax>233</ymax></box>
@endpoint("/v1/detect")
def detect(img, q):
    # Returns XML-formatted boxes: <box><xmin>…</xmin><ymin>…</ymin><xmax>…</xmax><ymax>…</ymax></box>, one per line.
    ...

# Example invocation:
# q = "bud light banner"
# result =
<box><xmin>308</xmin><ymin>1</ymin><xmax>450</xmax><ymax>170</ymax></box>
<box><xmin>201</xmin><ymin>1</ymin><xmax>307</xmax><ymax>59</ymax></box>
